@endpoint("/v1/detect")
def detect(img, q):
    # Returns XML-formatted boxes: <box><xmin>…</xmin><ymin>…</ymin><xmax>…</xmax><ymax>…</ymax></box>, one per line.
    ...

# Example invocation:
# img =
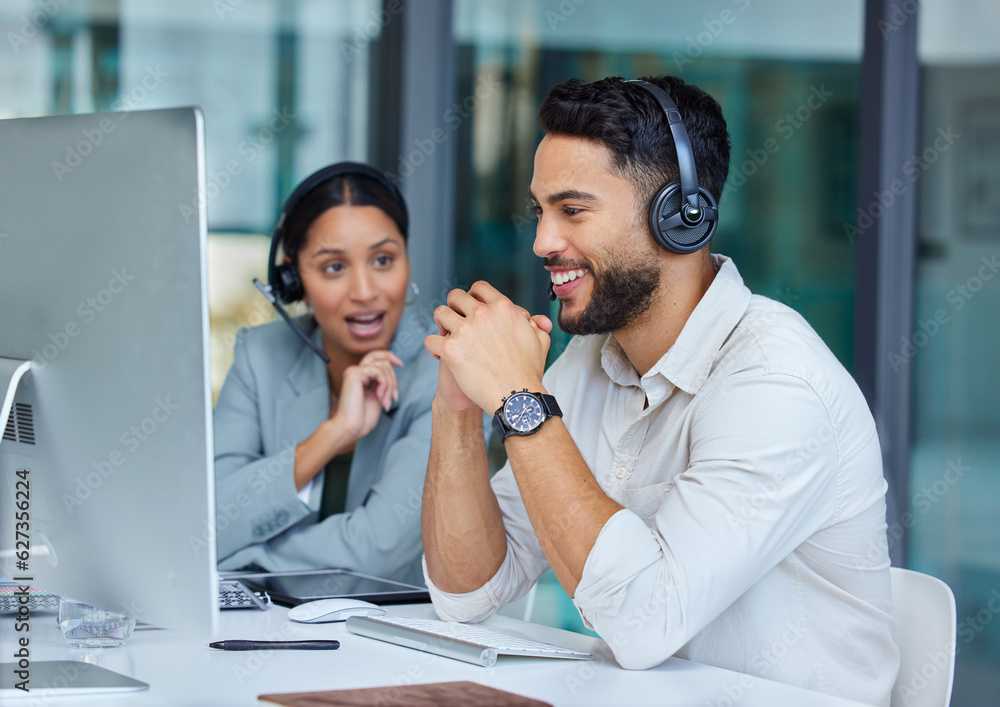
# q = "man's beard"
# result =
<box><xmin>556</xmin><ymin>253</ymin><xmax>661</xmax><ymax>336</ymax></box>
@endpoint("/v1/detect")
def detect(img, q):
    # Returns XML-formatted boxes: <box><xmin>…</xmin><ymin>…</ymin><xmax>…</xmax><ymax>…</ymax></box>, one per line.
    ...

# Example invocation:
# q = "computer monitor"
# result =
<box><xmin>0</xmin><ymin>107</ymin><xmax>218</xmax><ymax>636</ymax></box>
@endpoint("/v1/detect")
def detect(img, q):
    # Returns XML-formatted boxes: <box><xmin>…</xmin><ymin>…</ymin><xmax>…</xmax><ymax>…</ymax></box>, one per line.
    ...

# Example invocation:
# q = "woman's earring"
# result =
<box><xmin>406</xmin><ymin>281</ymin><xmax>420</xmax><ymax>305</ymax></box>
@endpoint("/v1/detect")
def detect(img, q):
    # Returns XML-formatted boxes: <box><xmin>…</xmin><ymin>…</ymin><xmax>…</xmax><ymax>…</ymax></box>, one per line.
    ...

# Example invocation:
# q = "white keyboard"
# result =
<box><xmin>345</xmin><ymin>615</ymin><xmax>594</xmax><ymax>667</ymax></box>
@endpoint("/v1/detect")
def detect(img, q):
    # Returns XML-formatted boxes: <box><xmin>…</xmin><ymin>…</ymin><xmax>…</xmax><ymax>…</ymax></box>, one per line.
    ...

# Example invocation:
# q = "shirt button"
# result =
<box><xmin>615</xmin><ymin>467</ymin><xmax>627</xmax><ymax>479</ymax></box>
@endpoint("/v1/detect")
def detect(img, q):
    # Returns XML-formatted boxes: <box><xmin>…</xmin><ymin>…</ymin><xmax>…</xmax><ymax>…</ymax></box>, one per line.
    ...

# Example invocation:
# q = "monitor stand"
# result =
<box><xmin>0</xmin><ymin>358</ymin><xmax>30</xmax><ymax>443</ymax></box>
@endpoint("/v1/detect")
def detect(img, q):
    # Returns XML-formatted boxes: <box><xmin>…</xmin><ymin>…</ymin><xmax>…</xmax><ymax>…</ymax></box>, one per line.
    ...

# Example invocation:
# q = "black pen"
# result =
<box><xmin>208</xmin><ymin>639</ymin><xmax>340</xmax><ymax>651</ymax></box>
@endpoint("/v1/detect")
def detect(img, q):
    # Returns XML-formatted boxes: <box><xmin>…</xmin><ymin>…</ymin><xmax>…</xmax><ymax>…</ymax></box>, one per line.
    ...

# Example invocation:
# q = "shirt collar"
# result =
<box><xmin>600</xmin><ymin>254</ymin><xmax>752</xmax><ymax>401</ymax></box>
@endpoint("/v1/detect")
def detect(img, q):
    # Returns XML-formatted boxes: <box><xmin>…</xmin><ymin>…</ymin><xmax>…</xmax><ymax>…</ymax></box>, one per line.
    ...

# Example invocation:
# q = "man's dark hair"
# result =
<box><xmin>537</xmin><ymin>75</ymin><xmax>731</xmax><ymax>212</ymax></box>
<box><xmin>281</xmin><ymin>172</ymin><xmax>408</xmax><ymax>266</ymax></box>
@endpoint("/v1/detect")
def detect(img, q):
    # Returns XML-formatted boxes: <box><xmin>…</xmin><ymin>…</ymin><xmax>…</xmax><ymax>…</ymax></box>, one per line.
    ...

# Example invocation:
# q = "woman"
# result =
<box><xmin>213</xmin><ymin>162</ymin><xmax>436</xmax><ymax>585</ymax></box>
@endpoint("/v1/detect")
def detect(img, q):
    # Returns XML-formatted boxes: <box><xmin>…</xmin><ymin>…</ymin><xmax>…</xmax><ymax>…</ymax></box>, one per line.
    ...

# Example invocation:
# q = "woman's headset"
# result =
<box><xmin>627</xmin><ymin>79</ymin><xmax>719</xmax><ymax>254</ymax></box>
<box><xmin>266</xmin><ymin>161</ymin><xmax>408</xmax><ymax>304</ymax></box>
<box><xmin>252</xmin><ymin>162</ymin><xmax>407</xmax><ymax>364</ymax></box>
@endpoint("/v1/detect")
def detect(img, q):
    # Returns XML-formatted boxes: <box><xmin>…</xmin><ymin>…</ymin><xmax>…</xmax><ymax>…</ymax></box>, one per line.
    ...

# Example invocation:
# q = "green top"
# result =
<box><xmin>318</xmin><ymin>451</ymin><xmax>354</xmax><ymax>521</ymax></box>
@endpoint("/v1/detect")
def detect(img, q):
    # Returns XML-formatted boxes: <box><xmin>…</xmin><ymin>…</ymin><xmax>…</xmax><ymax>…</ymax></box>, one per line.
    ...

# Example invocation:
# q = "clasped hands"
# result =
<box><xmin>424</xmin><ymin>281</ymin><xmax>553</xmax><ymax>416</ymax></box>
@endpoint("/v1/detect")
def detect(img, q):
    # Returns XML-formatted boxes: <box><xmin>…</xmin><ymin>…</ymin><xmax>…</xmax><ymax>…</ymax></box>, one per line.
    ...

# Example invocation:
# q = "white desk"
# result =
<box><xmin>2</xmin><ymin>604</ymin><xmax>868</xmax><ymax>706</ymax></box>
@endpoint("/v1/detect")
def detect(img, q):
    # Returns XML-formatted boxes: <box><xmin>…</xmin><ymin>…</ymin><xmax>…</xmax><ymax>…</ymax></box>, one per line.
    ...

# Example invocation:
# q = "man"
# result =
<box><xmin>422</xmin><ymin>75</ymin><xmax>898</xmax><ymax>706</ymax></box>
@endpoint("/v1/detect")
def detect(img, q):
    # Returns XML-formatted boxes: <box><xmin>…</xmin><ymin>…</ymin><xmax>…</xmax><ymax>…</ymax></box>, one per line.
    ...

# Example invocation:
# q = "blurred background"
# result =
<box><xmin>1</xmin><ymin>1</ymin><xmax>997</xmax><ymax>702</ymax></box>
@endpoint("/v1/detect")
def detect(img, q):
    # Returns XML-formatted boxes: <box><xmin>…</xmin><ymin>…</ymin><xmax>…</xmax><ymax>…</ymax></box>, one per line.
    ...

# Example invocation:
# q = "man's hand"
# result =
<box><xmin>424</xmin><ymin>281</ymin><xmax>553</xmax><ymax>414</ymax></box>
<box><xmin>428</xmin><ymin>317</ymin><xmax>481</xmax><ymax>416</ymax></box>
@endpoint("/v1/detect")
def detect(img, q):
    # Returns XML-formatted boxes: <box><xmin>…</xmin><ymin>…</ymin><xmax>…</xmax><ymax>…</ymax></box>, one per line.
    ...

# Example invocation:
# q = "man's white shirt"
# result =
<box><xmin>424</xmin><ymin>255</ymin><xmax>899</xmax><ymax>707</ymax></box>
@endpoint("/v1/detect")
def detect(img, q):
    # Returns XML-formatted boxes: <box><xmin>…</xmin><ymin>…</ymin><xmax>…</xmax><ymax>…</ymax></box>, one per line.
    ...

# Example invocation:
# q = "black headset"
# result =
<box><xmin>253</xmin><ymin>161</ymin><xmax>407</xmax><ymax>364</ymax></box>
<box><xmin>266</xmin><ymin>161</ymin><xmax>407</xmax><ymax>304</ymax></box>
<box><xmin>627</xmin><ymin>79</ymin><xmax>719</xmax><ymax>254</ymax></box>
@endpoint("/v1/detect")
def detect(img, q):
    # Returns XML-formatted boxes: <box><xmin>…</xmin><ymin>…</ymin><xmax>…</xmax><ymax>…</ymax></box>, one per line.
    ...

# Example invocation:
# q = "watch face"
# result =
<box><xmin>502</xmin><ymin>392</ymin><xmax>545</xmax><ymax>433</ymax></box>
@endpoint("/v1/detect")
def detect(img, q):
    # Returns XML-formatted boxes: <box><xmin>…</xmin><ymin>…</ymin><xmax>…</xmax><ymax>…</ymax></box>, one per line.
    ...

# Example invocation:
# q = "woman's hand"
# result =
<box><xmin>331</xmin><ymin>350</ymin><xmax>403</xmax><ymax>443</ymax></box>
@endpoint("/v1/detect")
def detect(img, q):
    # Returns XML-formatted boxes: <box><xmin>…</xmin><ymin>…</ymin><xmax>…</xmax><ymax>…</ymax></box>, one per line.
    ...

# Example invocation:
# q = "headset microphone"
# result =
<box><xmin>253</xmin><ymin>278</ymin><xmax>330</xmax><ymax>364</ymax></box>
<box><xmin>546</xmin><ymin>279</ymin><xmax>556</xmax><ymax>301</ymax></box>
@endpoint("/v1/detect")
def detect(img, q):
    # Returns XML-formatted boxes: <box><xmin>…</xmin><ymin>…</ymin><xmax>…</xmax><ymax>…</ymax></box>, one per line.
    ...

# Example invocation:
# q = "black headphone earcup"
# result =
<box><xmin>648</xmin><ymin>183</ymin><xmax>718</xmax><ymax>254</ymax></box>
<box><xmin>274</xmin><ymin>263</ymin><xmax>304</xmax><ymax>303</ymax></box>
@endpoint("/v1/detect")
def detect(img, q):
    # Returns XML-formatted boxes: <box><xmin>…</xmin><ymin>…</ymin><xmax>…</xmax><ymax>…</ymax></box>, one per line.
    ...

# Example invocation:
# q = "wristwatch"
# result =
<box><xmin>492</xmin><ymin>389</ymin><xmax>562</xmax><ymax>443</ymax></box>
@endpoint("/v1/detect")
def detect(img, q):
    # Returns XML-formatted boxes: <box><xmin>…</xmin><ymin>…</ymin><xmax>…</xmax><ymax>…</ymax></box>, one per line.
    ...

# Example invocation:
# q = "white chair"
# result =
<box><xmin>890</xmin><ymin>567</ymin><xmax>957</xmax><ymax>707</ymax></box>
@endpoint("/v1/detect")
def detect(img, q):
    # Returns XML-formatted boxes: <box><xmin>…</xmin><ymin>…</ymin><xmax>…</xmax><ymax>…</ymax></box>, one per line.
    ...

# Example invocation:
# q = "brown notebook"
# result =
<box><xmin>258</xmin><ymin>680</ymin><xmax>552</xmax><ymax>707</ymax></box>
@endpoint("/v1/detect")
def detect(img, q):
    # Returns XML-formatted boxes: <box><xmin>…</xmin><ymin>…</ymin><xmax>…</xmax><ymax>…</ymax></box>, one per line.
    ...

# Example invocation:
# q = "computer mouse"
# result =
<box><xmin>287</xmin><ymin>598</ymin><xmax>387</xmax><ymax>623</ymax></box>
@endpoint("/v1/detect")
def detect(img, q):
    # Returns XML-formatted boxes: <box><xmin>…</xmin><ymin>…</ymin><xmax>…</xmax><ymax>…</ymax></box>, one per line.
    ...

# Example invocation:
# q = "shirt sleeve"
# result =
<box><xmin>425</xmin><ymin>459</ymin><xmax>552</xmax><ymax>622</ymax></box>
<box><xmin>573</xmin><ymin>372</ymin><xmax>841</xmax><ymax>670</ymax></box>
<box><xmin>424</xmin><ymin>349</ymin><xmax>585</xmax><ymax>621</ymax></box>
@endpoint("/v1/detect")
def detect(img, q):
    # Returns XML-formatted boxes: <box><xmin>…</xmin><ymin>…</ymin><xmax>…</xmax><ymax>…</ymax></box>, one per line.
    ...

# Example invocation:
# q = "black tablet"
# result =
<box><xmin>220</xmin><ymin>568</ymin><xmax>430</xmax><ymax>607</ymax></box>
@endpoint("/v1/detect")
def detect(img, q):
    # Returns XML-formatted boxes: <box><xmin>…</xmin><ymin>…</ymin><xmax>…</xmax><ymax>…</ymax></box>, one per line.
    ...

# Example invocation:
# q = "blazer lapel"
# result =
<box><xmin>274</xmin><ymin>324</ymin><xmax>329</xmax><ymax>453</ymax></box>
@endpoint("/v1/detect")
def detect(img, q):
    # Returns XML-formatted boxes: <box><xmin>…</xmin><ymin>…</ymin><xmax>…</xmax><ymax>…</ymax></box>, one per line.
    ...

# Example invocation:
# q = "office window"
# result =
<box><xmin>452</xmin><ymin>0</ymin><xmax>863</xmax><ymax>633</ymax></box>
<box><xmin>0</xmin><ymin>0</ymin><xmax>378</xmax><ymax>397</ymax></box>
<box><xmin>909</xmin><ymin>2</ymin><xmax>1000</xmax><ymax>704</ymax></box>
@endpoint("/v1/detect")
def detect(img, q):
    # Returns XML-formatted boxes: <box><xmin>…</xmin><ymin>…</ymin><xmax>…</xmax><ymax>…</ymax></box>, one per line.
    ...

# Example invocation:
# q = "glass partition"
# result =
<box><xmin>910</xmin><ymin>2</ymin><xmax>1000</xmax><ymax>703</ymax></box>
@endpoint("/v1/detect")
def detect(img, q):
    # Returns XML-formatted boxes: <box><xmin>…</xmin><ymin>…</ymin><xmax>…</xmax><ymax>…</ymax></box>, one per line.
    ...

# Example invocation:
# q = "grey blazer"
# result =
<box><xmin>213</xmin><ymin>311</ymin><xmax>438</xmax><ymax>586</ymax></box>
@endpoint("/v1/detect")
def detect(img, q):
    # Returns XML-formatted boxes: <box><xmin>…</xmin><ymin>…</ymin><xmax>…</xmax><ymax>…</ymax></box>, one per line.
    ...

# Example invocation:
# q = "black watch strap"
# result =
<box><xmin>537</xmin><ymin>393</ymin><xmax>562</xmax><ymax>418</ymax></box>
<box><xmin>492</xmin><ymin>391</ymin><xmax>562</xmax><ymax>443</ymax></box>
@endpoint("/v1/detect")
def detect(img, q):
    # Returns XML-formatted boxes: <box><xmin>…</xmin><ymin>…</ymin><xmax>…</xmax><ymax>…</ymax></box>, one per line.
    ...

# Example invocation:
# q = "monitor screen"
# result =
<box><xmin>0</xmin><ymin>107</ymin><xmax>218</xmax><ymax>637</ymax></box>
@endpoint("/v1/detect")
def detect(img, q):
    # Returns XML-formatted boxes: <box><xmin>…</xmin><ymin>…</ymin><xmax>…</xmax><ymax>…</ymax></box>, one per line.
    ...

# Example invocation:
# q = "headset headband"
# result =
<box><xmin>627</xmin><ymin>80</ymin><xmax>701</xmax><ymax>218</ymax></box>
<box><xmin>267</xmin><ymin>161</ymin><xmax>407</xmax><ymax>303</ymax></box>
